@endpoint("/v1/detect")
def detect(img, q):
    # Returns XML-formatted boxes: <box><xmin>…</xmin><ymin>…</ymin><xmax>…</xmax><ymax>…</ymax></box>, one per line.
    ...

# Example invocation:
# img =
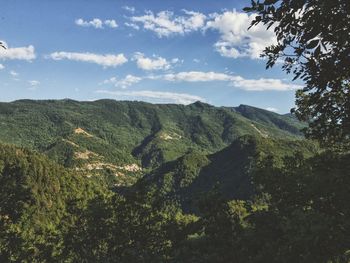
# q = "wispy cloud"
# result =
<box><xmin>75</xmin><ymin>18</ymin><xmax>103</xmax><ymax>28</ymax></box>
<box><xmin>150</xmin><ymin>71</ymin><xmax>301</xmax><ymax>91</ymax></box>
<box><xmin>0</xmin><ymin>64</ymin><xmax>4</xmax><ymax>70</ymax></box>
<box><xmin>49</xmin><ymin>51</ymin><xmax>127</xmax><ymax>67</ymax></box>
<box><xmin>10</xmin><ymin>70</ymin><xmax>18</xmax><ymax>77</ymax></box>
<box><xmin>230</xmin><ymin>76</ymin><xmax>301</xmax><ymax>91</ymax></box>
<box><xmin>102</xmin><ymin>75</ymin><xmax>142</xmax><ymax>89</ymax></box>
<box><xmin>96</xmin><ymin>90</ymin><xmax>205</xmax><ymax>104</ymax></box>
<box><xmin>28</xmin><ymin>80</ymin><xmax>40</xmax><ymax>90</ymax></box>
<box><xmin>133</xmin><ymin>52</ymin><xmax>178</xmax><ymax>71</ymax></box>
<box><xmin>104</xmin><ymin>19</ymin><xmax>118</xmax><ymax>28</ymax></box>
<box><xmin>0</xmin><ymin>41</ymin><xmax>36</xmax><ymax>61</ymax></box>
<box><xmin>28</xmin><ymin>80</ymin><xmax>40</xmax><ymax>86</ymax></box>
<box><xmin>162</xmin><ymin>71</ymin><xmax>232</xmax><ymax>82</ymax></box>
<box><xmin>75</xmin><ymin>18</ymin><xmax>118</xmax><ymax>29</ymax></box>
<box><xmin>123</xmin><ymin>6</ymin><xmax>136</xmax><ymax>13</ymax></box>
<box><xmin>129</xmin><ymin>10</ymin><xmax>206</xmax><ymax>37</ymax></box>
<box><xmin>124</xmin><ymin>22</ymin><xmax>140</xmax><ymax>30</ymax></box>
<box><xmin>101</xmin><ymin>71</ymin><xmax>300</xmax><ymax>92</ymax></box>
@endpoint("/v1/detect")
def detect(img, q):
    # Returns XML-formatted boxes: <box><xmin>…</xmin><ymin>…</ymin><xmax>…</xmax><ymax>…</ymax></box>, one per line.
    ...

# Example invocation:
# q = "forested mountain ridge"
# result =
<box><xmin>233</xmin><ymin>104</ymin><xmax>305</xmax><ymax>135</ymax></box>
<box><xmin>133</xmin><ymin>135</ymin><xmax>317</xmax><ymax>213</ymax></box>
<box><xmin>0</xmin><ymin>99</ymin><xmax>307</xmax><ymax>186</ymax></box>
<box><xmin>0</xmin><ymin>100</ymin><xmax>347</xmax><ymax>262</ymax></box>
<box><xmin>1</xmin><ymin>134</ymin><xmax>344</xmax><ymax>262</ymax></box>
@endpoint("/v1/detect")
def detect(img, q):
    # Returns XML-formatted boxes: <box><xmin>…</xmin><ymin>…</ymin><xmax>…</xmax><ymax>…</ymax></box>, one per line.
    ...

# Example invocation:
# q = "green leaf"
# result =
<box><xmin>264</xmin><ymin>0</ymin><xmax>278</xmax><ymax>5</ymax></box>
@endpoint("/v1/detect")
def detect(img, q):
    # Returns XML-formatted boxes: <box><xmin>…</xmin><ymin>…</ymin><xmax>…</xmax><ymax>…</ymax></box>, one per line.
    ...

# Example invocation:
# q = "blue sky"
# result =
<box><xmin>0</xmin><ymin>0</ymin><xmax>301</xmax><ymax>113</ymax></box>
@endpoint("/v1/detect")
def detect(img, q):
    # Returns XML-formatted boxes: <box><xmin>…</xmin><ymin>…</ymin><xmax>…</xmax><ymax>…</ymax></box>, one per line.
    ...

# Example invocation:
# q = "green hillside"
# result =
<box><xmin>0</xmin><ymin>143</ymin><xmax>106</xmax><ymax>261</ymax></box>
<box><xmin>133</xmin><ymin>135</ymin><xmax>317</xmax><ymax>213</ymax></box>
<box><xmin>0</xmin><ymin>99</ymin><xmax>306</xmax><ymax>186</ymax></box>
<box><xmin>1</xmin><ymin>100</ymin><xmax>347</xmax><ymax>262</ymax></box>
<box><xmin>233</xmin><ymin>104</ymin><xmax>305</xmax><ymax>135</ymax></box>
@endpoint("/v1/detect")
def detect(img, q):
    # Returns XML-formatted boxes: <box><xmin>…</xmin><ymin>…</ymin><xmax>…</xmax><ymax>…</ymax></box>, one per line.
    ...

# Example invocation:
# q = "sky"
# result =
<box><xmin>0</xmin><ymin>0</ymin><xmax>302</xmax><ymax>113</ymax></box>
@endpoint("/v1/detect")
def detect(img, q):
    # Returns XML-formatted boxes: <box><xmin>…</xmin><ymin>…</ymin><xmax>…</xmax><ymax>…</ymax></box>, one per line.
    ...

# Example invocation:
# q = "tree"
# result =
<box><xmin>245</xmin><ymin>0</ymin><xmax>350</xmax><ymax>147</ymax></box>
<box><xmin>251</xmin><ymin>151</ymin><xmax>350</xmax><ymax>262</ymax></box>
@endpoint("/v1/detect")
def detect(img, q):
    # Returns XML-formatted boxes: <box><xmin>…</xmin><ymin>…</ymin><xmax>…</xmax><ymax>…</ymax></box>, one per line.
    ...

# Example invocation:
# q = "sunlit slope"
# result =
<box><xmin>0</xmin><ymin>99</ymin><xmax>306</xmax><ymax>185</ymax></box>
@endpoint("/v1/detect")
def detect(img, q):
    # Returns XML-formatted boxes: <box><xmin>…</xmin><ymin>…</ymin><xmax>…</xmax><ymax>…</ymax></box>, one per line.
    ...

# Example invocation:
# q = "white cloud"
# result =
<box><xmin>28</xmin><ymin>80</ymin><xmax>40</xmax><ymax>86</ymax></box>
<box><xmin>10</xmin><ymin>70</ymin><xmax>18</xmax><ymax>77</ymax></box>
<box><xmin>125</xmin><ymin>22</ymin><xmax>140</xmax><ymax>30</ymax></box>
<box><xmin>130</xmin><ymin>10</ymin><xmax>206</xmax><ymax>37</ymax></box>
<box><xmin>150</xmin><ymin>71</ymin><xmax>301</xmax><ymax>91</ymax></box>
<box><xmin>28</xmin><ymin>80</ymin><xmax>40</xmax><ymax>90</ymax></box>
<box><xmin>133</xmin><ymin>52</ymin><xmax>176</xmax><ymax>71</ymax></box>
<box><xmin>162</xmin><ymin>71</ymin><xmax>232</xmax><ymax>82</ymax></box>
<box><xmin>214</xmin><ymin>42</ymin><xmax>241</xmax><ymax>58</ymax></box>
<box><xmin>96</xmin><ymin>90</ymin><xmax>205</xmax><ymax>104</ymax></box>
<box><xmin>266</xmin><ymin>107</ymin><xmax>279</xmax><ymax>112</ymax></box>
<box><xmin>101</xmin><ymin>70</ymin><xmax>300</xmax><ymax>93</ymax></box>
<box><xmin>171</xmin><ymin>58</ymin><xmax>181</xmax><ymax>64</ymax></box>
<box><xmin>230</xmin><ymin>76</ymin><xmax>302</xmax><ymax>91</ymax></box>
<box><xmin>0</xmin><ymin>64</ymin><xmax>4</xmax><ymax>69</ymax></box>
<box><xmin>123</xmin><ymin>6</ymin><xmax>136</xmax><ymax>13</ymax></box>
<box><xmin>127</xmin><ymin>9</ymin><xmax>275</xmax><ymax>59</ymax></box>
<box><xmin>49</xmin><ymin>51</ymin><xmax>127</xmax><ymax>67</ymax></box>
<box><xmin>102</xmin><ymin>77</ymin><xmax>117</xmax><ymax>84</ymax></box>
<box><xmin>75</xmin><ymin>18</ymin><xmax>118</xmax><ymax>29</ymax></box>
<box><xmin>181</xmin><ymin>10</ymin><xmax>207</xmax><ymax>31</ymax></box>
<box><xmin>0</xmin><ymin>42</ymin><xmax>36</xmax><ymax>61</ymax></box>
<box><xmin>102</xmin><ymin>75</ymin><xmax>141</xmax><ymax>89</ymax></box>
<box><xmin>75</xmin><ymin>18</ymin><xmax>103</xmax><ymax>28</ymax></box>
<box><xmin>206</xmin><ymin>10</ymin><xmax>276</xmax><ymax>59</ymax></box>
<box><xmin>104</xmin><ymin>19</ymin><xmax>118</xmax><ymax>28</ymax></box>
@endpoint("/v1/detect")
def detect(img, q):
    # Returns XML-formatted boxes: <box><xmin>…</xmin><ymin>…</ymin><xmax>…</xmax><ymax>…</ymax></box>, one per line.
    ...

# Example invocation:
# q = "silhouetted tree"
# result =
<box><xmin>245</xmin><ymin>0</ymin><xmax>350</xmax><ymax>147</ymax></box>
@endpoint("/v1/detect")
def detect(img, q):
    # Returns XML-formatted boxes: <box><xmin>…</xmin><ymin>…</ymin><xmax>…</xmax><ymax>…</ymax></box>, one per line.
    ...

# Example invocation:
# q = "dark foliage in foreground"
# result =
<box><xmin>245</xmin><ymin>0</ymin><xmax>350</xmax><ymax>147</ymax></box>
<box><xmin>0</xmin><ymin>140</ymin><xmax>348</xmax><ymax>262</ymax></box>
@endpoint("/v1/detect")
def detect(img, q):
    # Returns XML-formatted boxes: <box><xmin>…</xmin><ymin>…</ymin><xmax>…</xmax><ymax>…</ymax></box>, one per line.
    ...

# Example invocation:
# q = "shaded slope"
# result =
<box><xmin>134</xmin><ymin>135</ymin><xmax>318</xmax><ymax>213</ymax></box>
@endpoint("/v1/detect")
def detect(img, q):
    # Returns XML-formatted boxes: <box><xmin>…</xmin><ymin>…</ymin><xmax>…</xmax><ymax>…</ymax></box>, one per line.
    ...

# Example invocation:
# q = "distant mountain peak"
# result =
<box><xmin>189</xmin><ymin>101</ymin><xmax>212</xmax><ymax>108</ymax></box>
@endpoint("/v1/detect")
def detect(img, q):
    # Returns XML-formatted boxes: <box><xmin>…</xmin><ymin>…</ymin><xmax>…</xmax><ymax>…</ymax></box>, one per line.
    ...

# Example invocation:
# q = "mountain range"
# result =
<box><xmin>0</xmin><ymin>99</ymin><xmax>321</xmax><ymax>261</ymax></box>
<box><xmin>0</xmin><ymin>99</ymin><xmax>314</xmax><ymax>189</ymax></box>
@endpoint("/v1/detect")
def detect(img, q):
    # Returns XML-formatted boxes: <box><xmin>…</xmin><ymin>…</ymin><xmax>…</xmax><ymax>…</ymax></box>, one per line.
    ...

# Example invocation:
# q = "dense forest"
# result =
<box><xmin>0</xmin><ymin>105</ymin><xmax>348</xmax><ymax>262</ymax></box>
<box><xmin>0</xmin><ymin>99</ymin><xmax>308</xmax><ymax>187</ymax></box>
<box><xmin>1</xmin><ymin>0</ymin><xmax>350</xmax><ymax>262</ymax></box>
